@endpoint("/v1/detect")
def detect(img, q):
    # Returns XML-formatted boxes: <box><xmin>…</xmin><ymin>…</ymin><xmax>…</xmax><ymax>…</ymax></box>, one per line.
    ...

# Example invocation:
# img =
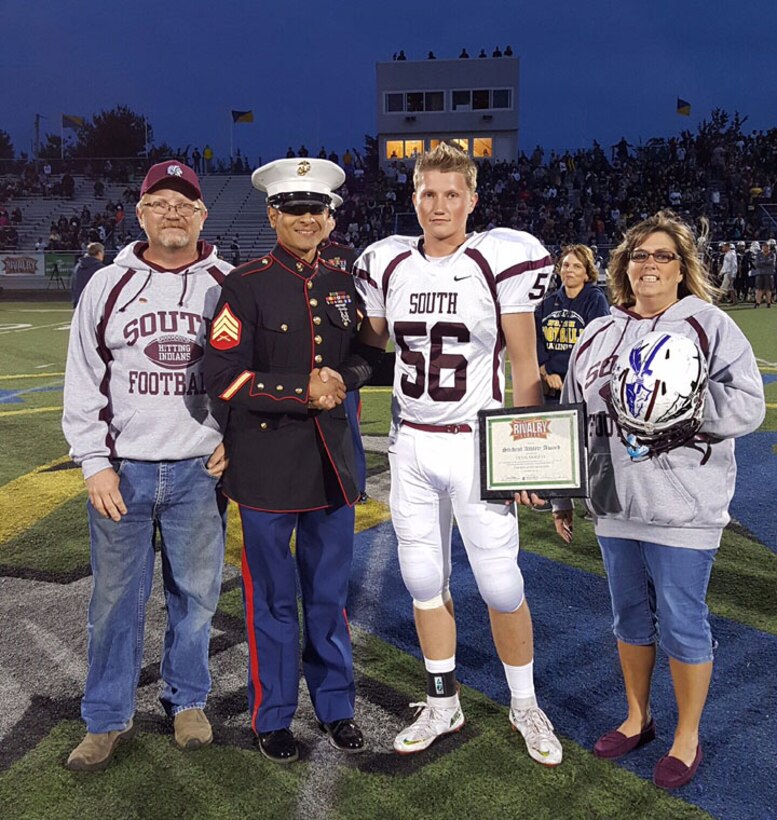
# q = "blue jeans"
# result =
<box><xmin>598</xmin><ymin>536</ymin><xmax>717</xmax><ymax>664</ymax></box>
<box><xmin>82</xmin><ymin>458</ymin><xmax>225</xmax><ymax>733</ymax></box>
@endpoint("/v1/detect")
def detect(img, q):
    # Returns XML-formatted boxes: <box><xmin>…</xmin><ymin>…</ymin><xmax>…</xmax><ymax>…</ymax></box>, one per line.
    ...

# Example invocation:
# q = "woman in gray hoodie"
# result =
<box><xmin>552</xmin><ymin>211</ymin><xmax>765</xmax><ymax>789</ymax></box>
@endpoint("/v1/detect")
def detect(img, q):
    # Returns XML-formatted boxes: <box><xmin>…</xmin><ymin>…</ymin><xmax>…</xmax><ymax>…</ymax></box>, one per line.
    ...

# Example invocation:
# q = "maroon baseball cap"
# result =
<box><xmin>140</xmin><ymin>161</ymin><xmax>202</xmax><ymax>200</ymax></box>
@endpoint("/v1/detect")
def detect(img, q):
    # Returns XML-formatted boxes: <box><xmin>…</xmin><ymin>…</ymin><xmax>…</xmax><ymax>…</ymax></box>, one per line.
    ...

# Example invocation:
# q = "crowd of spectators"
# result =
<box><xmin>2</xmin><ymin>116</ymin><xmax>776</xmax><ymax>264</ymax></box>
<box><xmin>44</xmin><ymin>201</ymin><xmax>129</xmax><ymax>252</ymax></box>
<box><xmin>330</xmin><ymin>120</ymin><xmax>777</xmax><ymax>257</ymax></box>
<box><xmin>0</xmin><ymin>205</ymin><xmax>23</xmax><ymax>249</ymax></box>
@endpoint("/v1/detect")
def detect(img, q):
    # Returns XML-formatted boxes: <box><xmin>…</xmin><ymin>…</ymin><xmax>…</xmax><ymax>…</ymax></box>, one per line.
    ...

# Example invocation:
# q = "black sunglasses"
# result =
<box><xmin>276</xmin><ymin>203</ymin><xmax>329</xmax><ymax>216</ymax></box>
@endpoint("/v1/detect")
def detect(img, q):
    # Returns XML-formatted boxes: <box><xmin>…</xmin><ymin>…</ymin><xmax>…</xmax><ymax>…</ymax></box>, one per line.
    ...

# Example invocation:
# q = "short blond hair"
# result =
<box><xmin>608</xmin><ymin>211</ymin><xmax>715</xmax><ymax>306</ymax></box>
<box><xmin>413</xmin><ymin>142</ymin><xmax>477</xmax><ymax>195</ymax></box>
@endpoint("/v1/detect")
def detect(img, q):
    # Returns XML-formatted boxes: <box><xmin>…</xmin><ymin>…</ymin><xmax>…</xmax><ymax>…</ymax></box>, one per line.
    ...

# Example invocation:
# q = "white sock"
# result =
<box><xmin>503</xmin><ymin>660</ymin><xmax>537</xmax><ymax>709</ymax></box>
<box><xmin>424</xmin><ymin>656</ymin><xmax>455</xmax><ymax>674</ymax></box>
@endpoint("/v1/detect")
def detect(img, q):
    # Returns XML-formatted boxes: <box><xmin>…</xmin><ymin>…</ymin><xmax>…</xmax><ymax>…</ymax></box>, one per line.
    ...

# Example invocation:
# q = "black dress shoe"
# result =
<box><xmin>256</xmin><ymin>728</ymin><xmax>299</xmax><ymax>763</ymax></box>
<box><xmin>319</xmin><ymin>718</ymin><xmax>365</xmax><ymax>753</ymax></box>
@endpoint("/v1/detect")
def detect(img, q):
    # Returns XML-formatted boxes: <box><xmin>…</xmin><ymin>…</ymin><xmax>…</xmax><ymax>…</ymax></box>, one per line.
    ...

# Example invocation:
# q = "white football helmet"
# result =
<box><xmin>610</xmin><ymin>331</ymin><xmax>708</xmax><ymax>456</ymax></box>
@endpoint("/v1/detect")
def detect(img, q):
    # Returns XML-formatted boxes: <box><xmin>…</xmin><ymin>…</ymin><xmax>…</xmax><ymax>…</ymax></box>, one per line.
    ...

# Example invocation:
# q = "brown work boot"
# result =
<box><xmin>174</xmin><ymin>708</ymin><xmax>213</xmax><ymax>750</ymax></box>
<box><xmin>66</xmin><ymin>719</ymin><xmax>136</xmax><ymax>772</ymax></box>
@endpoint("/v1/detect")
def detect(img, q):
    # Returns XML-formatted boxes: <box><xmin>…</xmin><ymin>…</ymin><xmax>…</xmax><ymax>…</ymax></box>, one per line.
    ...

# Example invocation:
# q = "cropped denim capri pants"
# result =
<box><xmin>597</xmin><ymin>536</ymin><xmax>717</xmax><ymax>664</ymax></box>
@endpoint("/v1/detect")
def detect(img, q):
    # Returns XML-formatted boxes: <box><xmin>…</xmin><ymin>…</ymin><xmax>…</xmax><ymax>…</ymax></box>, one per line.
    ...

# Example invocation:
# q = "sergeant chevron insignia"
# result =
<box><xmin>210</xmin><ymin>303</ymin><xmax>242</xmax><ymax>350</ymax></box>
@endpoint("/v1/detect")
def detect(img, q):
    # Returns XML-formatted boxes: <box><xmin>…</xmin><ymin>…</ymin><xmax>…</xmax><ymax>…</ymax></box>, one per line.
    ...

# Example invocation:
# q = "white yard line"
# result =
<box><xmin>0</xmin><ymin>321</ymin><xmax>71</xmax><ymax>336</ymax></box>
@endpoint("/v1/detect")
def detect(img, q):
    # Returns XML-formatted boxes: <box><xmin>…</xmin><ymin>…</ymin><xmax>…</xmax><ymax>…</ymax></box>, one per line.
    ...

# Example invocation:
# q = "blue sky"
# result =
<box><xmin>3</xmin><ymin>0</ymin><xmax>776</xmax><ymax>164</ymax></box>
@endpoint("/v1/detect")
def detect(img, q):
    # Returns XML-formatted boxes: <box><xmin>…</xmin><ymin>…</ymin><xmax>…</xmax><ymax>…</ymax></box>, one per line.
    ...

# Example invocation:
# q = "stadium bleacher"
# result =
<box><xmin>2</xmin><ymin>120</ymin><xmax>776</xmax><ymax>290</ymax></box>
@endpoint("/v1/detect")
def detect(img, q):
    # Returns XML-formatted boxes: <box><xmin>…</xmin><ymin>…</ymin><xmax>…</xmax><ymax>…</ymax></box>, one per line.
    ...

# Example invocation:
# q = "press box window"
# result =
<box><xmin>386</xmin><ymin>93</ymin><xmax>404</xmax><ymax>113</ymax></box>
<box><xmin>473</xmin><ymin>138</ymin><xmax>493</xmax><ymax>158</ymax></box>
<box><xmin>386</xmin><ymin>140</ymin><xmax>404</xmax><ymax>159</ymax></box>
<box><xmin>452</xmin><ymin>90</ymin><xmax>471</xmax><ymax>111</ymax></box>
<box><xmin>425</xmin><ymin>92</ymin><xmax>444</xmax><ymax>111</ymax></box>
<box><xmin>472</xmin><ymin>90</ymin><xmax>490</xmax><ymax>110</ymax></box>
<box><xmin>431</xmin><ymin>138</ymin><xmax>470</xmax><ymax>153</ymax></box>
<box><xmin>406</xmin><ymin>92</ymin><xmax>424</xmax><ymax>112</ymax></box>
<box><xmin>492</xmin><ymin>89</ymin><xmax>511</xmax><ymax>108</ymax></box>
<box><xmin>404</xmin><ymin>140</ymin><xmax>424</xmax><ymax>158</ymax></box>
<box><xmin>385</xmin><ymin>139</ymin><xmax>425</xmax><ymax>160</ymax></box>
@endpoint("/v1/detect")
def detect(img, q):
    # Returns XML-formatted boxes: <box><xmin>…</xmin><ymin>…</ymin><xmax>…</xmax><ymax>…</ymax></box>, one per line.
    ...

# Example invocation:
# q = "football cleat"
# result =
<box><xmin>509</xmin><ymin>705</ymin><xmax>563</xmax><ymax>767</ymax></box>
<box><xmin>394</xmin><ymin>699</ymin><xmax>465</xmax><ymax>754</ymax></box>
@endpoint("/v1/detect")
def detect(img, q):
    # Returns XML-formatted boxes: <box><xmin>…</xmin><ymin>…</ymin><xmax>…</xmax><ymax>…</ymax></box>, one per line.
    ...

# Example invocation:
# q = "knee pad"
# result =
<box><xmin>473</xmin><ymin>559</ymin><xmax>525</xmax><ymax>613</ymax></box>
<box><xmin>398</xmin><ymin>544</ymin><xmax>448</xmax><ymax>604</ymax></box>
<box><xmin>413</xmin><ymin>588</ymin><xmax>452</xmax><ymax>610</ymax></box>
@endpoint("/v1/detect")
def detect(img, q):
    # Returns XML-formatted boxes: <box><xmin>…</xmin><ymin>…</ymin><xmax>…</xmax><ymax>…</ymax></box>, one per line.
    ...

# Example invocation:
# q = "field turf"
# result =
<box><xmin>0</xmin><ymin>299</ymin><xmax>774</xmax><ymax>820</ymax></box>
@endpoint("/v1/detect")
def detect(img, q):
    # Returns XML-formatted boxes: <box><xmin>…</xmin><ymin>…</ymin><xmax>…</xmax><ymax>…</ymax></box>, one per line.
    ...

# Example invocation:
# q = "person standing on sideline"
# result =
<box><xmin>349</xmin><ymin>143</ymin><xmax>563</xmax><ymax>765</ymax></box>
<box><xmin>753</xmin><ymin>240</ymin><xmax>775</xmax><ymax>307</ymax></box>
<box><xmin>204</xmin><ymin>158</ymin><xmax>369</xmax><ymax>764</ymax></box>
<box><xmin>716</xmin><ymin>241</ymin><xmax>738</xmax><ymax>306</ymax></box>
<box><xmin>71</xmin><ymin>242</ymin><xmax>106</xmax><ymax>307</ymax></box>
<box><xmin>535</xmin><ymin>244</ymin><xmax>610</xmax><ymax>401</ymax></box>
<box><xmin>552</xmin><ymin>211</ymin><xmax>764</xmax><ymax>789</ymax></box>
<box><xmin>62</xmin><ymin>160</ymin><xmax>233</xmax><ymax>771</ymax></box>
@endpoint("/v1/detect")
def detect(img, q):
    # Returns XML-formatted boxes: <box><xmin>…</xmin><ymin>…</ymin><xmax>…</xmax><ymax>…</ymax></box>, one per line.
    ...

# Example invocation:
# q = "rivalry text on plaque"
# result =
<box><xmin>478</xmin><ymin>403</ymin><xmax>587</xmax><ymax>500</ymax></box>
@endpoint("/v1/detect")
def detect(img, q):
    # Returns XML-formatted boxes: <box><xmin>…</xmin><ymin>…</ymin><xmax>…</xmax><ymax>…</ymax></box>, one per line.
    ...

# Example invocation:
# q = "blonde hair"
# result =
<box><xmin>559</xmin><ymin>244</ymin><xmax>598</xmax><ymax>285</ymax></box>
<box><xmin>607</xmin><ymin>210</ymin><xmax>715</xmax><ymax>306</ymax></box>
<box><xmin>413</xmin><ymin>142</ymin><xmax>477</xmax><ymax>194</ymax></box>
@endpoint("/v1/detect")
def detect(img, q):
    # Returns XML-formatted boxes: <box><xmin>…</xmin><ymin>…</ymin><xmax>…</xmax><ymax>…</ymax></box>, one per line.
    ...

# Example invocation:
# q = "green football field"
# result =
<box><xmin>0</xmin><ymin>298</ymin><xmax>775</xmax><ymax>820</ymax></box>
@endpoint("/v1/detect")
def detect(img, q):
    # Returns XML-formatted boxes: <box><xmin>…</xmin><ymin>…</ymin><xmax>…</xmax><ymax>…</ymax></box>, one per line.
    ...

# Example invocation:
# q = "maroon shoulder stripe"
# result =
<box><xmin>207</xmin><ymin>265</ymin><xmax>226</xmax><ymax>284</ymax></box>
<box><xmin>574</xmin><ymin>319</ymin><xmax>615</xmax><ymax>359</ymax></box>
<box><xmin>353</xmin><ymin>266</ymin><xmax>378</xmax><ymax>289</ymax></box>
<box><xmin>495</xmin><ymin>254</ymin><xmax>552</xmax><ymax>284</ymax></box>
<box><xmin>95</xmin><ymin>269</ymin><xmax>137</xmax><ymax>457</ymax></box>
<box><xmin>464</xmin><ymin>248</ymin><xmax>503</xmax><ymax>402</ymax></box>
<box><xmin>464</xmin><ymin>248</ymin><xmax>497</xmax><ymax>302</ymax></box>
<box><xmin>382</xmin><ymin>251</ymin><xmax>412</xmax><ymax>301</ymax></box>
<box><xmin>685</xmin><ymin>316</ymin><xmax>710</xmax><ymax>356</ymax></box>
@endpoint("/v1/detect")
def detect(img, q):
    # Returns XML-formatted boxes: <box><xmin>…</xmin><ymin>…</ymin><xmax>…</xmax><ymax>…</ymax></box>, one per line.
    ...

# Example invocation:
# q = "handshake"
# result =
<box><xmin>308</xmin><ymin>367</ymin><xmax>346</xmax><ymax>411</ymax></box>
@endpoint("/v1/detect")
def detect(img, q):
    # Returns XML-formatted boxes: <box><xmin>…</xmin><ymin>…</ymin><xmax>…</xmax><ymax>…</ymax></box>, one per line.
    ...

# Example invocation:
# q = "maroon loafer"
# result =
<box><xmin>653</xmin><ymin>745</ymin><xmax>702</xmax><ymax>789</ymax></box>
<box><xmin>593</xmin><ymin>717</ymin><xmax>656</xmax><ymax>759</ymax></box>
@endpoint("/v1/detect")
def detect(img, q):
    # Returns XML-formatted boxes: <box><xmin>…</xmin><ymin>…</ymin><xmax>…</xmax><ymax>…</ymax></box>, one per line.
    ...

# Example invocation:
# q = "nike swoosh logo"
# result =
<box><xmin>453</xmin><ymin>275</ymin><xmax>471</xmax><ymax>281</ymax></box>
<box><xmin>401</xmin><ymin>738</ymin><xmax>427</xmax><ymax>746</ymax></box>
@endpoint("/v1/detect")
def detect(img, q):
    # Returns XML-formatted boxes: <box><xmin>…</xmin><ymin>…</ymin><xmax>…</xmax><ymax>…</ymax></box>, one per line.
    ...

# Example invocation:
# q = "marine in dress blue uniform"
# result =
<box><xmin>203</xmin><ymin>158</ymin><xmax>366</xmax><ymax>762</ymax></box>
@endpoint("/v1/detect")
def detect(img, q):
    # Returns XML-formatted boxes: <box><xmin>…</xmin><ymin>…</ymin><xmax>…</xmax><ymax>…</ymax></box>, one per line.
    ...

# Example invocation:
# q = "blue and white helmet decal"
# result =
<box><xmin>610</xmin><ymin>331</ymin><xmax>708</xmax><ymax>448</ymax></box>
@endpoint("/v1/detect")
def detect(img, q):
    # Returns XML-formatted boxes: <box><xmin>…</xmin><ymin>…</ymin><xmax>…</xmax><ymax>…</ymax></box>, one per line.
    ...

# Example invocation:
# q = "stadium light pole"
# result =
<box><xmin>33</xmin><ymin>113</ymin><xmax>44</xmax><ymax>163</ymax></box>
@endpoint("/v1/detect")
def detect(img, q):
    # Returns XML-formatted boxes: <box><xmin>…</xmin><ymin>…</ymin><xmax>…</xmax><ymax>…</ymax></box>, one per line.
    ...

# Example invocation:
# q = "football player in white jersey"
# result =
<box><xmin>350</xmin><ymin>143</ymin><xmax>563</xmax><ymax>765</ymax></box>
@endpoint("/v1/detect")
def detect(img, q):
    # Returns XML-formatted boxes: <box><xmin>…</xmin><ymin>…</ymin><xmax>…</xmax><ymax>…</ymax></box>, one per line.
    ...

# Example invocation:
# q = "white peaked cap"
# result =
<box><xmin>252</xmin><ymin>158</ymin><xmax>345</xmax><ymax>208</ymax></box>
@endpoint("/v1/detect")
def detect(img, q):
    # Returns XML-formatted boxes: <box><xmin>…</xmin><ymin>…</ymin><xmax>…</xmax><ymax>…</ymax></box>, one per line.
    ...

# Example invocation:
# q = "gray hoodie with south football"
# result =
<box><xmin>556</xmin><ymin>296</ymin><xmax>765</xmax><ymax>549</ymax></box>
<box><xmin>63</xmin><ymin>241</ymin><xmax>233</xmax><ymax>480</ymax></box>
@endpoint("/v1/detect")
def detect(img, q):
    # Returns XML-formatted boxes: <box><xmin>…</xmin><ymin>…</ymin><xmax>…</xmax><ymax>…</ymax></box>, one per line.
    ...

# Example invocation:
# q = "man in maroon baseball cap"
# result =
<box><xmin>140</xmin><ymin>160</ymin><xmax>202</xmax><ymax>200</ymax></box>
<box><xmin>63</xmin><ymin>153</ymin><xmax>232</xmax><ymax>773</ymax></box>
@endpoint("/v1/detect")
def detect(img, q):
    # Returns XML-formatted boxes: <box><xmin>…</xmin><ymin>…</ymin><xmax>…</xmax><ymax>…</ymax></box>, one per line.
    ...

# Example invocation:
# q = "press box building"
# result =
<box><xmin>376</xmin><ymin>54</ymin><xmax>520</xmax><ymax>165</ymax></box>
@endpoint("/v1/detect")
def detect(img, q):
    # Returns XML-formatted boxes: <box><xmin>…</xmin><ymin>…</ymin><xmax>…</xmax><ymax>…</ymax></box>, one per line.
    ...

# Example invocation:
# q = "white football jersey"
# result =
<box><xmin>354</xmin><ymin>229</ymin><xmax>553</xmax><ymax>425</ymax></box>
